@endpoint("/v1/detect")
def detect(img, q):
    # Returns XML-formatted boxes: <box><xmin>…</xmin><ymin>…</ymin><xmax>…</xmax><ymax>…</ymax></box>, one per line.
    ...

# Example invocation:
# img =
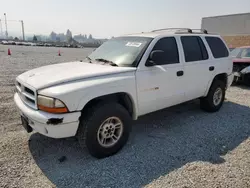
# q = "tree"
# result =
<box><xmin>33</xmin><ymin>35</ymin><xmax>38</xmax><ymax>41</ymax></box>
<box><xmin>88</xmin><ymin>34</ymin><xmax>93</xmax><ymax>39</ymax></box>
<box><xmin>14</xmin><ymin>37</ymin><xmax>19</xmax><ymax>41</ymax></box>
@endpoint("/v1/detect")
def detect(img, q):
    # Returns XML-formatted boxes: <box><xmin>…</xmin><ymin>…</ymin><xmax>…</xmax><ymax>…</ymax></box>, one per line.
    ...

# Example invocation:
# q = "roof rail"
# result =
<box><xmin>151</xmin><ymin>28</ymin><xmax>192</xmax><ymax>33</ymax></box>
<box><xmin>151</xmin><ymin>28</ymin><xmax>209</xmax><ymax>34</ymax></box>
<box><xmin>191</xmin><ymin>29</ymin><xmax>208</xmax><ymax>34</ymax></box>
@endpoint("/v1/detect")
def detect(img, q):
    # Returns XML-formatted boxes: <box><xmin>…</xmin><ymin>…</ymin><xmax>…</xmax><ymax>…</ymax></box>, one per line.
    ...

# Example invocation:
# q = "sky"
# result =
<box><xmin>0</xmin><ymin>0</ymin><xmax>250</xmax><ymax>38</ymax></box>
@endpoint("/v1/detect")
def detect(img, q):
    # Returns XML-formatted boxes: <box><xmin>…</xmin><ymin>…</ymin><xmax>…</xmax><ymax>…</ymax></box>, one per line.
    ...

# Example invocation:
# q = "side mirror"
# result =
<box><xmin>146</xmin><ymin>50</ymin><xmax>164</xmax><ymax>67</ymax></box>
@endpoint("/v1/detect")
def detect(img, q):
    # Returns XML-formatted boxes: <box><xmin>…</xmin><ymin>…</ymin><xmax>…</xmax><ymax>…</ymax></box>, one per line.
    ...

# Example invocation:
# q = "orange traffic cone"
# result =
<box><xmin>58</xmin><ymin>50</ymin><xmax>61</xmax><ymax>56</ymax></box>
<box><xmin>8</xmin><ymin>48</ymin><xmax>11</xmax><ymax>55</ymax></box>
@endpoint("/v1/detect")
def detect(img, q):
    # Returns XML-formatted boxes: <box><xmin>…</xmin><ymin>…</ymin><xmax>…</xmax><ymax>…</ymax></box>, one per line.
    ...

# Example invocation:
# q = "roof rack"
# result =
<box><xmin>151</xmin><ymin>28</ymin><xmax>209</xmax><ymax>34</ymax></box>
<box><xmin>152</xmin><ymin>28</ymin><xmax>192</xmax><ymax>33</ymax></box>
<box><xmin>192</xmin><ymin>29</ymin><xmax>208</xmax><ymax>34</ymax></box>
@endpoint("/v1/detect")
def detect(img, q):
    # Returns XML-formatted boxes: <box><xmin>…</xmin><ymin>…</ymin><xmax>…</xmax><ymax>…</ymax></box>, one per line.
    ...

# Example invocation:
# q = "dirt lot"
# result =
<box><xmin>0</xmin><ymin>45</ymin><xmax>249</xmax><ymax>188</ymax></box>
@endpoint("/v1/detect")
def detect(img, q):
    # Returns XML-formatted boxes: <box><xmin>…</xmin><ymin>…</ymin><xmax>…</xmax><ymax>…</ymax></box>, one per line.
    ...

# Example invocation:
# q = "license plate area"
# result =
<box><xmin>21</xmin><ymin>115</ymin><xmax>33</xmax><ymax>133</ymax></box>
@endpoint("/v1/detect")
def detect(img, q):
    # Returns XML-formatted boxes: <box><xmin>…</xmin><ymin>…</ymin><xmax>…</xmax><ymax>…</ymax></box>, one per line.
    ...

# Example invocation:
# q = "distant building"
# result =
<box><xmin>50</xmin><ymin>32</ymin><xmax>57</xmax><ymax>41</ymax></box>
<box><xmin>57</xmin><ymin>33</ymin><xmax>66</xmax><ymax>42</ymax></box>
<box><xmin>73</xmin><ymin>34</ymin><xmax>87</xmax><ymax>43</ymax></box>
<box><xmin>201</xmin><ymin>13</ymin><xmax>250</xmax><ymax>47</ymax></box>
<box><xmin>66</xmin><ymin>29</ymin><xmax>72</xmax><ymax>42</ymax></box>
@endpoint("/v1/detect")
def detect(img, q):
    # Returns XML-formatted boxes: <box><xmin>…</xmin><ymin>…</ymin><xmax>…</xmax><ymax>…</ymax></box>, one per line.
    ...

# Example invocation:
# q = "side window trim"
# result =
<box><xmin>200</xmin><ymin>36</ymin><xmax>213</xmax><ymax>60</ymax></box>
<box><xmin>148</xmin><ymin>36</ymin><xmax>180</xmax><ymax>65</ymax></box>
<box><xmin>197</xmin><ymin>36</ymin><xmax>209</xmax><ymax>60</ymax></box>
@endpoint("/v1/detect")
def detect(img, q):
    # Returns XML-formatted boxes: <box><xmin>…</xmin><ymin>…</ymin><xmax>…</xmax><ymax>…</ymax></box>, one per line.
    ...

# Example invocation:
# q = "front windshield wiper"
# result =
<box><xmin>95</xmin><ymin>58</ymin><xmax>118</xmax><ymax>67</ymax></box>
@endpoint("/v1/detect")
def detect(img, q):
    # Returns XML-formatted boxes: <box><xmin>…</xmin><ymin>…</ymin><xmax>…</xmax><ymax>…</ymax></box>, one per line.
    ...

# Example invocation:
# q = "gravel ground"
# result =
<box><xmin>0</xmin><ymin>45</ymin><xmax>249</xmax><ymax>188</ymax></box>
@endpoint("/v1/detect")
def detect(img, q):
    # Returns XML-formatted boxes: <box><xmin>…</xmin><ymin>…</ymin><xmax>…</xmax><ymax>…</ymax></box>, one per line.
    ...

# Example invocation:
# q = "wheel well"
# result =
<box><xmin>213</xmin><ymin>73</ymin><xmax>227</xmax><ymax>87</ymax></box>
<box><xmin>81</xmin><ymin>93</ymin><xmax>134</xmax><ymax>118</ymax></box>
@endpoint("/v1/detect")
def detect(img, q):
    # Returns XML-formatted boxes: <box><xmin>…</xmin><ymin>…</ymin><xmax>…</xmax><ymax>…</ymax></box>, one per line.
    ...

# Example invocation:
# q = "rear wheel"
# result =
<box><xmin>77</xmin><ymin>102</ymin><xmax>132</xmax><ymax>158</ymax></box>
<box><xmin>200</xmin><ymin>80</ymin><xmax>226</xmax><ymax>112</ymax></box>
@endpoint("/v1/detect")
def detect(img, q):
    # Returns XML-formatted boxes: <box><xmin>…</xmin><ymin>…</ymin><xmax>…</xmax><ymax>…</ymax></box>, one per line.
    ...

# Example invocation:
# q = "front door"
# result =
<box><xmin>136</xmin><ymin>37</ymin><xmax>185</xmax><ymax>116</ymax></box>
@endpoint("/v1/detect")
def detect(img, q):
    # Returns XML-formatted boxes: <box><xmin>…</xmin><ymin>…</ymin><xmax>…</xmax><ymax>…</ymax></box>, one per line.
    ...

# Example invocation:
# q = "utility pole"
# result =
<box><xmin>0</xmin><ymin>19</ymin><xmax>3</xmax><ymax>38</ymax></box>
<box><xmin>4</xmin><ymin>13</ymin><xmax>8</xmax><ymax>39</ymax></box>
<box><xmin>20</xmin><ymin>20</ymin><xmax>25</xmax><ymax>41</ymax></box>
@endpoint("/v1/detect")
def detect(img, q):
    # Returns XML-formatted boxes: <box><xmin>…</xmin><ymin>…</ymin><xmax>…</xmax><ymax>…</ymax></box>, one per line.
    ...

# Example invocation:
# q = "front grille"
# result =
<box><xmin>24</xmin><ymin>87</ymin><xmax>35</xmax><ymax>96</ymax></box>
<box><xmin>16</xmin><ymin>80</ymin><xmax>37</xmax><ymax>109</ymax></box>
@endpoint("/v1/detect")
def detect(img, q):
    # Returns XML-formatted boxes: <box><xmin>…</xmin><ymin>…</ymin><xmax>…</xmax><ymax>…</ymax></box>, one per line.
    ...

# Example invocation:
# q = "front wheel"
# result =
<box><xmin>77</xmin><ymin>102</ymin><xmax>132</xmax><ymax>159</ymax></box>
<box><xmin>200</xmin><ymin>80</ymin><xmax>226</xmax><ymax>112</ymax></box>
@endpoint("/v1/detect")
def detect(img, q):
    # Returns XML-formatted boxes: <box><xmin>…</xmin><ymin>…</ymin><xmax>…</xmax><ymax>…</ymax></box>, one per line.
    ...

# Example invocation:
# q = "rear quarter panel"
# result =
<box><xmin>203</xmin><ymin>36</ymin><xmax>233</xmax><ymax>95</ymax></box>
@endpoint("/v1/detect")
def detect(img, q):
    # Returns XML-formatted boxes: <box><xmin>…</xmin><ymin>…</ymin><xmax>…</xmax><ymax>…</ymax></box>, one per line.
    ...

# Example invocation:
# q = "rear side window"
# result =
<box><xmin>181</xmin><ymin>36</ymin><xmax>208</xmax><ymax>62</ymax></box>
<box><xmin>152</xmin><ymin>37</ymin><xmax>179</xmax><ymax>64</ymax></box>
<box><xmin>205</xmin><ymin>37</ymin><xmax>229</xmax><ymax>58</ymax></box>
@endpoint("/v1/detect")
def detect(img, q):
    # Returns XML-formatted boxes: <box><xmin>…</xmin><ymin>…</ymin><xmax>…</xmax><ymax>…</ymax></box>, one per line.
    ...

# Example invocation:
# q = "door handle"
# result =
<box><xmin>209</xmin><ymin>66</ymin><xmax>215</xmax><ymax>71</ymax></box>
<box><xmin>177</xmin><ymin>71</ymin><xmax>184</xmax><ymax>77</ymax></box>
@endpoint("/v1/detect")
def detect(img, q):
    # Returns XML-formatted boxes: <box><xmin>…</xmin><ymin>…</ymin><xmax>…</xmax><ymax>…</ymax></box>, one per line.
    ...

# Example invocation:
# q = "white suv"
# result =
<box><xmin>14</xmin><ymin>28</ymin><xmax>234</xmax><ymax>158</ymax></box>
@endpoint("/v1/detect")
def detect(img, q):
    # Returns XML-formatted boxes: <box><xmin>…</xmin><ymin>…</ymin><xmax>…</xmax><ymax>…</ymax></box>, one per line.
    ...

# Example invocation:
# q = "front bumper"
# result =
<box><xmin>14</xmin><ymin>93</ymin><xmax>81</xmax><ymax>138</ymax></box>
<box><xmin>233</xmin><ymin>65</ymin><xmax>250</xmax><ymax>77</ymax></box>
<box><xmin>227</xmin><ymin>73</ymin><xmax>234</xmax><ymax>88</ymax></box>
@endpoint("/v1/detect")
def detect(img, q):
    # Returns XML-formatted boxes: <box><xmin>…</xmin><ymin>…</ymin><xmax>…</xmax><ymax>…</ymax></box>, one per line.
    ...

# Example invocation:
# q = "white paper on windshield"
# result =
<box><xmin>126</xmin><ymin>42</ymin><xmax>142</xmax><ymax>47</ymax></box>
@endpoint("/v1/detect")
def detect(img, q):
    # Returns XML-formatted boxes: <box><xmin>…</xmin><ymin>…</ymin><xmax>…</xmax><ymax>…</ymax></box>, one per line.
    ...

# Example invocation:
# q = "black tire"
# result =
<box><xmin>200</xmin><ymin>80</ymin><xmax>226</xmax><ymax>112</ymax></box>
<box><xmin>243</xmin><ymin>74</ymin><xmax>250</xmax><ymax>86</ymax></box>
<box><xmin>232</xmin><ymin>76</ymin><xmax>238</xmax><ymax>85</ymax></box>
<box><xmin>77</xmin><ymin>102</ymin><xmax>132</xmax><ymax>159</ymax></box>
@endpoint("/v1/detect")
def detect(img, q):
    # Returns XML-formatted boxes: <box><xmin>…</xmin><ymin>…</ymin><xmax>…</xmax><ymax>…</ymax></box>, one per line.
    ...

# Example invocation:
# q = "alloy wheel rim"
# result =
<box><xmin>97</xmin><ymin>117</ymin><xmax>123</xmax><ymax>148</ymax></box>
<box><xmin>213</xmin><ymin>88</ymin><xmax>223</xmax><ymax>106</ymax></box>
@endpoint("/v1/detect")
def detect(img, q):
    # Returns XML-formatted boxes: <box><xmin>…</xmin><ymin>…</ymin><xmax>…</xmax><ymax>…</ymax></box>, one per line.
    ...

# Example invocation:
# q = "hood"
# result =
<box><xmin>233</xmin><ymin>58</ymin><xmax>250</xmax><ymax>63</ymax></box>
<box><xmin>17</xmin><ymin>61</ymin><xmax>136</xmax><ymax>89</ymax></box>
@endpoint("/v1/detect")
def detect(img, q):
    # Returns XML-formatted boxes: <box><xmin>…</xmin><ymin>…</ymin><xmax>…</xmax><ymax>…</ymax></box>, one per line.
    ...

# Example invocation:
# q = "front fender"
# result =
<box><xmin>77</xmin><ymin>86</ymin><xmax>138</xmax><ymax>118</ymax></box>
<box><xmin>38</xmin><ymin>73</ymin><xmax>138</xmax><ymax>118</ymax></box>
<box><xmin>76</xmin><ymin>75</ymin><xmax>138</xmax><ymax>119</ymax></box>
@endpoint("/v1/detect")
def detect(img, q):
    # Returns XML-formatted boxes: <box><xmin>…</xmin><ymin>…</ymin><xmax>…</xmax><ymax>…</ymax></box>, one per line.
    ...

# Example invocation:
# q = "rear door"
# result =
<box><xmin>180</xmin><ymin>36</ymin><xmax>214</xmax><ymax>100</ymax></box>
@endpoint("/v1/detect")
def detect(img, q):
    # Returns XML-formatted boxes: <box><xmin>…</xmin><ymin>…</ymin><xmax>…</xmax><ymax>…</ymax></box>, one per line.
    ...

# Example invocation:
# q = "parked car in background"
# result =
<box><xmin>232</xmin><ymin>46</ymin><xmax>250</xmax><ymax>85</ymax></box>
<box><xmin>1</xmin><ymin>40</ymin><xmax>8</xmax><ymax>45</ymax></box>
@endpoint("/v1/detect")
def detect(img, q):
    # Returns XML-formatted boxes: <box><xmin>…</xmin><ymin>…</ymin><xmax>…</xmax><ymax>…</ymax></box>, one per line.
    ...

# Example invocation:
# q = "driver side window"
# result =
<box><xmin>151</xmin><ymin>37</ymin><xmax>179</xmax><ymax>65</ymax></box>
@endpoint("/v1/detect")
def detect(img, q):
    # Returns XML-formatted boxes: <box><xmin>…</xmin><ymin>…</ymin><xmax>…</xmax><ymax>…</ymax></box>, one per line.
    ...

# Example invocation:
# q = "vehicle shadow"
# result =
<box><xmin>29</xmin><ymin>100</ymin><xmax>250</xmax><ymax>188</ymax></box>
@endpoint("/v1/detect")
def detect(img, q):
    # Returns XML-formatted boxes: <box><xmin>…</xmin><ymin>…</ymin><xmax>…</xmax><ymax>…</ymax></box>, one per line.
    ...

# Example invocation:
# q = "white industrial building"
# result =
<box><xmin>201</xmin><ymin>12</ymin><xmax>250</xmax><ymax>35</ymax></box>
<box><xmin>201</xmin><ymin>13</ymin><xmax>250</xmax><ymax>47</ymax></box>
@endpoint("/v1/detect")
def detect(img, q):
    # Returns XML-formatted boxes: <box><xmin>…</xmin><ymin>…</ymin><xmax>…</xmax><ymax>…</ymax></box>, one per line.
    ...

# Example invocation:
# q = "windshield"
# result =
<box><xmin>230</xmin><ymin>48</ymin><xmax>241</xmax><ymax>57</ymax></box>
<box><xmin>239</xmin><ymin>48</ymin><xmax>250</xmax><ymax>58</ymax></box>
<box><xmin>88</xmin><ymin>36</ymin><xmax>152</xmax><ymax>67</ymax></box>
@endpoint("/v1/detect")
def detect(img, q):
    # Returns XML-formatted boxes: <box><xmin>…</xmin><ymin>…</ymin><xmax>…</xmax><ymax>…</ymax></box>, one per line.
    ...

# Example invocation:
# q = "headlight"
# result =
<box><xmin>37</xmin><ymin>95</ymin><xmax>68</xmax><ymax>113</ymax></box>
